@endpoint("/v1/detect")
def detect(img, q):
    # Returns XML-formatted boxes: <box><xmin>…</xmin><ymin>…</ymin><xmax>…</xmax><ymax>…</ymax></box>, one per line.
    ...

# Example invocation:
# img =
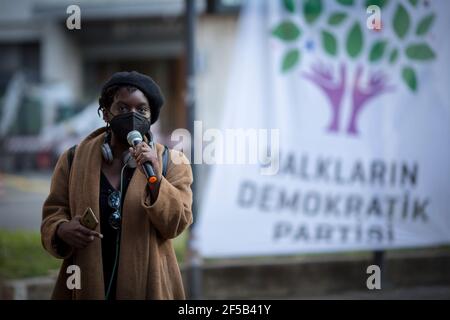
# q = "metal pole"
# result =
<box><xmin>373</xmin><ymin>250</ymin><xmax>386</xmax><ymax>288</ymax></box>
<box><xmin>185</xmin><ymin>0</ymin><xmax>202</xmax><ymax>300</ymax></box>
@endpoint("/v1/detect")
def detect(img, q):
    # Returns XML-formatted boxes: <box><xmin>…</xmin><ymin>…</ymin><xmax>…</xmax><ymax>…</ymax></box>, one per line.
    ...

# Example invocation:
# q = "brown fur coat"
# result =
<box><xmin>41</xmin><ymin>128</ymin><xmax>193</xmax><ymax>299</ymax></box>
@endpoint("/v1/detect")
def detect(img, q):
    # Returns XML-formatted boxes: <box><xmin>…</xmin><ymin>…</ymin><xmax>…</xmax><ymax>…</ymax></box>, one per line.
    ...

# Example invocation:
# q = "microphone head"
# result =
<box><xmin>127</xmin><ymin>130</ymin><xmax>143</xmax><ymax>146</ymax></box>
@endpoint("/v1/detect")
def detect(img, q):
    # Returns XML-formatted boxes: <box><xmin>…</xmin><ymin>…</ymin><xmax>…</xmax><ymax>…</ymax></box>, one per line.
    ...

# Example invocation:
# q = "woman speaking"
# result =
<box><xmin>41</xmin><ymin>71</ymin><xmax>193</xmax><ymax>300</ymax></box>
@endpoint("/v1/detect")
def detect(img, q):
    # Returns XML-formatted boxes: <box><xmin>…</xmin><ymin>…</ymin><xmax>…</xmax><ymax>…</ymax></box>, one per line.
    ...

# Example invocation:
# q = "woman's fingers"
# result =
<box><xmin>70</xmin><ymin>235</ymin><xmax>88</xmax><ymax>249</ymax></box>
<box><xmin>58</xmin><ymin>216</ymin><xmax>103</xmax><ymax>250</ymax></box>
<box><xmin>77</xmin><ymin>225</ymin><xmax>92</xmax><ymax>236</ymax></box>
<box><xmin>76</xmin><ymin>231</ymin><xmax>93</xmax><ymax>243</ymax></box>
<box><xmin>135</xmin><ymin>142</ymin><xmax>152</xmax><ymax>155</ymax></box>
<box><xmin>91</xmin><ymin>231</ymin><xmax>103</xmax><ymax>239</ymax></box>
<box><xmin>134</xmin><ymin>142</ymin><xmax>150</xmax><ymax>155</ymax></box>
<box><xmin>130</xmin><ymin>143</ymin><xmax>160</xmax><ymax>176</ymax></box>
<box><xmin>78</xmin><ymin>225</ymin><xmax>103</xmax><ymax>239</ymax></box>
<box><xmin>132</xmin><ymin>143</ymin><xmax>155</xmax><ymax>160</ymax></box>
<box><xmin>136</xmin><ymin>151</ymin><xmax>147</xmax><ymax>163</ymax></box>
<box><xmin>71</xmin><ymin>230</ymin><xmax>99</xmax><ymax>249</ymax></box>
<box><xmin>136</xmin><ymin>152</ymin><xmax>158</xmax><ymax>166</ymax></box>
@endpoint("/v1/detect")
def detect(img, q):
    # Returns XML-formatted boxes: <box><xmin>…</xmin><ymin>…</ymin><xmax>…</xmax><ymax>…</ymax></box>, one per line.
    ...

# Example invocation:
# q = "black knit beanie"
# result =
<box><xmin>100</xmin><ymin>71</ymin><xmax>164</xmax><ymax>124</ymax></box>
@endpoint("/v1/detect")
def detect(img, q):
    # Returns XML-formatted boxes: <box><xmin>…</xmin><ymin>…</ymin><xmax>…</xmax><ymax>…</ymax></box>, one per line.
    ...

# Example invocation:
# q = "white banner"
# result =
<box><xmin>195</xmin><ymin>0</ymin><xmax>450</xmax><ymax>258</ymax></box>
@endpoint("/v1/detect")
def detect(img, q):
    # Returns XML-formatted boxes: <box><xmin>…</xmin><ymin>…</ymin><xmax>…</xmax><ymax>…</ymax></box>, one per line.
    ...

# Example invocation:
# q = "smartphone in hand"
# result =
<box><xmin>81</xmin><ymin>207</ymin><xmax>99</xmax><ymax>230</ymax></box>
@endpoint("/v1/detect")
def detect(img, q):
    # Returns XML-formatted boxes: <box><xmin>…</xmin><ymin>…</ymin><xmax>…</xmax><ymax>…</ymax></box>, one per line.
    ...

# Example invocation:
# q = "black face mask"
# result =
<box><xmin>109</xmin><ymin>112</ymin><xmax>151</xmax><ymax>145</ymax></box>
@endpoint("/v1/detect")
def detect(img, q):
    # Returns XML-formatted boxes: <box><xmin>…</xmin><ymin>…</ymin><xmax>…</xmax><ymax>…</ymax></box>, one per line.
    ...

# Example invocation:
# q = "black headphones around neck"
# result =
<box><xmin>101</xmin><ymin>129</ymin><xmax>137</xmax><ymax>168</ymax></box>
<box><xmin>101</xmin><ymin>130</ymin><xmax>114</xmax><ymax>164</ymax></box>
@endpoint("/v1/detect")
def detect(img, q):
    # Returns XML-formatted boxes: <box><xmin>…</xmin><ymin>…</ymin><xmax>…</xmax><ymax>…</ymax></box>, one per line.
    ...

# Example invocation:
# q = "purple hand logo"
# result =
<box><xmin>273</xmin><ymin>0</ymin><xmax>436</xmax><ymax>136</ymax></box>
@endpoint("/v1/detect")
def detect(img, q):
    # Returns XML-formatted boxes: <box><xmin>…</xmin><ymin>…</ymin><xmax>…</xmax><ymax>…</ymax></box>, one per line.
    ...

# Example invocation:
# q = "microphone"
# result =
<box><xmin>127</xmin><ymin>130</ymin><xmax>158</xmax><ymax>184</ymax></box>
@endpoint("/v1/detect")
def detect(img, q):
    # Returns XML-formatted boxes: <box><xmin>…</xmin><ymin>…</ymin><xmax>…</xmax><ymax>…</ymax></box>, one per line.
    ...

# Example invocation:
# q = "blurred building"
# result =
<box><xmin>0</xmin><ymin>0</ymin><xmax>241</xmax><ymax>174</ymax></box>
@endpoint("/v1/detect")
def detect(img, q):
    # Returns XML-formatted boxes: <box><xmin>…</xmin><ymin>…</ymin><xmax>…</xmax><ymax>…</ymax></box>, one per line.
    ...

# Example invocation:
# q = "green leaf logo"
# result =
<box><xmin>303</xmin><ymin>0</ymin><xmax>323</xmax><ymax>25</ymax></box>
<box><xmin>328</xmin><ymin>12</ymin><xmax>347</xmax><ymax>26</ymax></box>
<box><xmin>365</xmin><ymin>0</ymin><xmax>389</xmax><ymax>9</ymax></box>
<box><xmin>322</xmin><ymin>30</ymin><xmax>338</xmax><ymax>56</ymax></box>
<box><xmin>282</xmin><ymin>49</ymin><xmax>300</xmax><ymax>72</ymax></box>
<box><xmin>272</xmin><ymin>0</ymin><xmax>437</xmax><ymax>94</ymax></box>
<box><xmin>283</xmin><ymin>0</ymin><xmax>296</xmax><ymax>13</ymax></box>
<box><xmin>416</xmin><ymin>14</ymin><xmax>435</xmax><ymax>36</ymax></box>
<box><xmin>369</xmin><ymin>40</ymin><xmax>387</xmax><ymax>62</ymax></box>
<box><xmin>389</xmin><ymin>48</ymin><xmax>399</xmax><ymax>64</ymax></box>
<box><xmin>272</xmin><ymin>21</ymin><xmax>301</xmax><ymax>41</ymax></box>
<box><xmin>406</xmin><ymin>44</ymin><xmax>436</xmax><ymax>61</ymax></box>
<box><xmin>393</xmin><ymin>4</ymin><xmax>410</xmax><ymax>39</ymax></box>
<box><xmin>402</xmin><ymin>67</ymin><xmax>417</xmax><ymax>92</ymax></box>
<box><xmin>336</xmin><ymin>0</ymin><xmax>353</xmax><ymax>6</ymax></box>
<box><xmin>346</xmin><ymin>22</ymin><xmax>363</xmax><ymax>58</ymax></box>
